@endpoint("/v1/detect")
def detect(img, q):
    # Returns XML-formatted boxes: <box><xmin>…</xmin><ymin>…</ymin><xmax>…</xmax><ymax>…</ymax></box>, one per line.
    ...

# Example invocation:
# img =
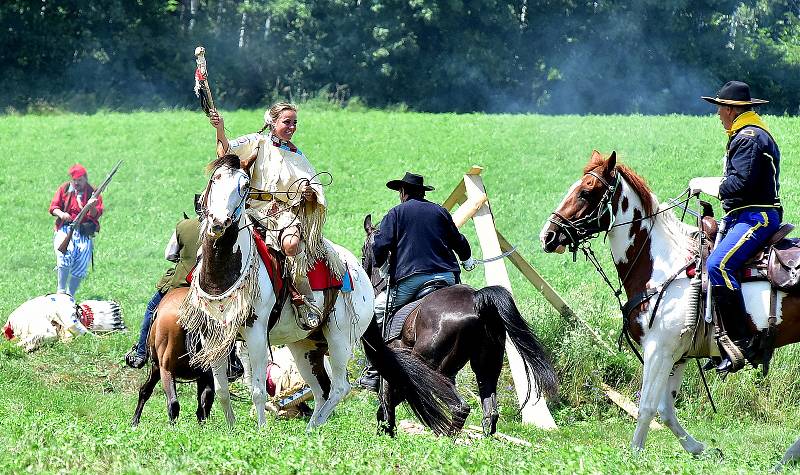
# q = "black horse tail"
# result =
<box><xmin>361</xmin><ymin>318</ymin><xmax>461</xmax><ymax>435</ymax></box>
<box><xmin>474</xmin><ymin>285</ymin><xmax>558</xmax><ymax>406</ymax></box>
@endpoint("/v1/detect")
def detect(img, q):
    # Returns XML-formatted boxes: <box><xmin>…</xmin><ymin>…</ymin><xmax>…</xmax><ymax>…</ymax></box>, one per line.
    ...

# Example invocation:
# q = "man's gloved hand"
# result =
<box><xmin>462</xmin><ymin>257</ymin><xmax>476</xmax><ymax>272</ymax></box>
<box><xmin>378</xmin><ymin>261</ymin><xmax>389</xmax><ymax>279</ymax></box>
<box><xmin>688</xmin><ymin>177</ymin><xmax>723</xmax><ymax>199</ymax></box>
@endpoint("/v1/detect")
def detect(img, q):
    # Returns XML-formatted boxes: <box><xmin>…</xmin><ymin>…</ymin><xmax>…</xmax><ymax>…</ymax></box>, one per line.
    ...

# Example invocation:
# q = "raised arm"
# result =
<box><xmin>209</xmin><ymin>109</ymin><xmax>229</xmax><ymax>157</ymax></box>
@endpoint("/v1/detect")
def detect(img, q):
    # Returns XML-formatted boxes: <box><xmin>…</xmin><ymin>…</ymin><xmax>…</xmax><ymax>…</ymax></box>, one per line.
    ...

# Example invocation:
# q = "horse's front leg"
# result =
<box><xmin>212</xmin><ymin>357</ymin><xmax>235</xmax><ymax>427</ymax></box>
<box><xmin>244</xmin><ymin>320</ymin><xmax>269</xmax><ymax>427</ymax></box>
<box><xmin>631</xmin><ymin>341</ymin><xmax>675</xmax><ymax>452</ymax></box>
<box><xmin>377</xmin><ymin>378</ymin><xmax>397</xmax><ymax>437</ymax></box>
<box><xmin>657</xmin><ymin>361</ymin><xmax>705</xmax><ymax>455</ymax></box>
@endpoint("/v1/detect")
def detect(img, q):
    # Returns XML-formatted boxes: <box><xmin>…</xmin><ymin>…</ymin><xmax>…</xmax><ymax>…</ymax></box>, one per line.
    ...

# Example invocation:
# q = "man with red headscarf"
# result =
<box><xmin>49</xmin><ymin>164</ymin><xmax>103</xmax><ymax>297</ymax></box>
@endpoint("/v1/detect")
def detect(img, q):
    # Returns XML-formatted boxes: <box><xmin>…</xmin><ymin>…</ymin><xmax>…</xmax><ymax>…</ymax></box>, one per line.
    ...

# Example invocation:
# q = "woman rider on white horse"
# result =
<box><xmin>209</xmin><ymin>103</ymin><xmax>343</xmax><ymax>330</ymax></box>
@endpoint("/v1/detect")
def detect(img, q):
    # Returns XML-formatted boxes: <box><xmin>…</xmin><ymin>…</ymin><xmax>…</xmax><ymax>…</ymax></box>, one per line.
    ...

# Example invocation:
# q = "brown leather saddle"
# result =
<box><xmin>698</xmin><ymin>218</ymin><xmax>797</xmax><ymax>291</ymax></box>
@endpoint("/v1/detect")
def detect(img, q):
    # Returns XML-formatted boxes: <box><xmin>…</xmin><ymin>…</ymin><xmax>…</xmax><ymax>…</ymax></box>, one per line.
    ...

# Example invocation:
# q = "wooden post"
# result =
<box><xmin>454</xmin><ymin>168</ymin><xmax>557</xmax><ymax>429</ymax></box>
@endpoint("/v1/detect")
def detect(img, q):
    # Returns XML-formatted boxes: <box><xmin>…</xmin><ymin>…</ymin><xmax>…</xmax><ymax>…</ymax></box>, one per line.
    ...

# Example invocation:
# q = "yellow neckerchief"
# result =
<box><xmin>726</xmin><ymin>110</ymin><xmax>770</xmax><ymax>137</ymax></box>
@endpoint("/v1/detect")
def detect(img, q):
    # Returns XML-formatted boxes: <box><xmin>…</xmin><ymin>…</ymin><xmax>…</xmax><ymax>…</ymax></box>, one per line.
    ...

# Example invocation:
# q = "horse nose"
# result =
<box><xmin>542</xmin><ymin>230</ymin><xmax>559</xmax><ymax>252</ymax></box>
<box><xmin>209</xmin><ymin>216</ymin><xmax>225</xmax><ymax>234</ymax></box>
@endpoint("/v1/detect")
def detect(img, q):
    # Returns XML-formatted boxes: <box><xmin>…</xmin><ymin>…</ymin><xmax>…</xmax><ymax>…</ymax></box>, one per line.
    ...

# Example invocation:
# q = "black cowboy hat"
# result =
<box><xmin>701</xmin><ymin>80</ymin><xmax>768</xmax><ymax>106</ymax></box>
<box><xmin>386</xmin><ymin>172</ymin><xmax>435</xmax><ymax>192</ymax></box>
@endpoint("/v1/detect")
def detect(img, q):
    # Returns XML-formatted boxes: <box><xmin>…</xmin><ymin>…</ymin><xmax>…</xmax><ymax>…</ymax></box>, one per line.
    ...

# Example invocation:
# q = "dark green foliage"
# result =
<box><xmin>1</xmin><ymin>0</ymin><xmax>800</xmax><ymax>113</ymax></box>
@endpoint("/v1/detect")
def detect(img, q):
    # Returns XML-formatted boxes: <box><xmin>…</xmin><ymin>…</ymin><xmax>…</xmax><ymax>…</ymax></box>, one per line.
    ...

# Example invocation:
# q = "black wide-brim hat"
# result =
<box><xmin>701</xmin><ymin>80</ymin><xmax>768</xmax><ymax>106</ymax></box>
<box><xmin>386</xmin><ymin>172</ymin><xmax>435</xmax><ymax>191</ymax></box>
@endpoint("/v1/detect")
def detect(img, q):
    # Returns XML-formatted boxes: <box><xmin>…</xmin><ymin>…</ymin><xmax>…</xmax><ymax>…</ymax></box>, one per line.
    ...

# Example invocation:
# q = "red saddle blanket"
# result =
<box><xmin>188</xmin><ymin>231</ymin><xmax>342</xmax><ymax>294</ymax></box>
<box><xmin>252</xmin><ymin>231</ymin><xmax>285</xmax><ymax>294</ymax></box>
<box><xmin>252</xmin><ymin>231</ymin><xmax>342</xmax><ymax>291</ymax></box>
<box><xmin>307</xmin><ymin>259</ymin><xmax>343</xmax><ymax>291</ymax></box>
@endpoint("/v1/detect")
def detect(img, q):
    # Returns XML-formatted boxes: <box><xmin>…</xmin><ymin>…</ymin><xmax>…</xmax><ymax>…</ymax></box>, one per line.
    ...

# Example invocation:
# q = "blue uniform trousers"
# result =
<box><xmin>708</xmin><ymin>208</ymin><xmax>780</xmax><ymax>290</ymax></box>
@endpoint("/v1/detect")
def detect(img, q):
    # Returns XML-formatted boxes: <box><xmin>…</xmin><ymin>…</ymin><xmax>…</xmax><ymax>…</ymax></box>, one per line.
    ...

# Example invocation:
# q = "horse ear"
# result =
<box><xmin>240</xmin><ymin>148</ymin><xmax>258</xmax><ymax>173</ymax></box>
<box><xmin>591</xmin><ymin>150</ymin><xmax>603</xmax><ymax>161</ymax></box>
<box><xmin>607</xmin><ymin>151</ymin><xmax>617</xmax><ymax>171</ymax></box>
<box><xmin>364</xmin><ymin>214</ymin><xmax>373</xmax><ymax>233</ymax></box>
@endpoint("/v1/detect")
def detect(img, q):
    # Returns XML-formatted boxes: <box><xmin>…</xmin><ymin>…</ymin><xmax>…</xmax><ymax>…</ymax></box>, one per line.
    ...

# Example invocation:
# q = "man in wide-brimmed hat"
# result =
<box><xmin>356</xmin><ymin>172</ymin><xmax>474</xmax><ymax>391</ymax></box>
<box><xmin>690</xmin><ymin>80</ymin><xmax>783</xmax><ymax>375</ymax></box>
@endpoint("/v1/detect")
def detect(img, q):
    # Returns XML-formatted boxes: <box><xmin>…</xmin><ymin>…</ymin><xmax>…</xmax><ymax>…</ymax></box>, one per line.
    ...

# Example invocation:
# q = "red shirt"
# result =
<box><xmin>49</xmin><ymin>182</ymin><xmax>104</xmax><ymax>231</ymax></box>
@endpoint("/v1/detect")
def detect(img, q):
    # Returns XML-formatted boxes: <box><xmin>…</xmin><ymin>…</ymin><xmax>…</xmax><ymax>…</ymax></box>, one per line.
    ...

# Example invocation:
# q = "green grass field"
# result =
<box><xmin>2</xmin><ymin>109</ymin><xmax>800</xmax><ymax>473</ymax></box>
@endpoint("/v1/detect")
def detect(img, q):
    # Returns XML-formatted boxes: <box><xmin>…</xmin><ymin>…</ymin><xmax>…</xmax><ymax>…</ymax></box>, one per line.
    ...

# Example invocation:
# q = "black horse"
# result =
<box><xmin>361</xmin><ymin>215</ymin><xmax>558</xmax><ymax>436</ymax></box>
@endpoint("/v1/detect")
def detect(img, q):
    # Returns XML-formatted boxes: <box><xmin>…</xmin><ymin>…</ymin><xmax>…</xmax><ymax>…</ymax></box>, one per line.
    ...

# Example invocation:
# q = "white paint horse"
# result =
<box><xmin>540</xmin><ymin>151</ymin><xmax>800</xmax><ymax>464</ymax></box>
<box><xmin>186</xmin><ymin>154</ymin><xmax>461</xmax><ymax>432</ymax></box>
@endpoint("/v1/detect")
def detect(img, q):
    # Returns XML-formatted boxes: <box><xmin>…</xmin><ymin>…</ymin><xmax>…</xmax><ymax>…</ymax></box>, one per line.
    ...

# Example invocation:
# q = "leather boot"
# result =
<box><xmin>712</xmin><ymin>285</ymin><xmax>754</xmax><ymax>374</ymax></box>
<box><xmin>357</xmin><ymin>312</ymin><xmax>383</xmax><ymax>392</ymax></box>
<box><xmin>356</xmin><ymin>368</ymin><xmax>380</xmax><ymax>392</ymax></box>
<box><xmin>293</xmin><ymin>274</ymin><xmax>323</xmax><ymax>330</ymax></box>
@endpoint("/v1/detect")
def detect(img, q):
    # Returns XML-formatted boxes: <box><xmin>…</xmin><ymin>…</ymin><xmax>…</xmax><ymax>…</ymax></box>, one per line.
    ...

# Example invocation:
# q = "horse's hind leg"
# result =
<box><xmin>287</xmin><ymin>339</ymin><xmax>331</xmax><ymax>431</ymax></box>
<box><xmin>470</xmin><ymin>341</ymin><xmax>503</xmax><ymax>435</ymax></box>
<box><xmin>314</xmin><ymin>325</ymin><xmax>354</xmax><ymax>425</ymax></box>
<box><xmin>131</xmin><ymin>363</ymin><xmax>161</xmax><ymax>427</ymax></box>
<box><xmin>160</xmin><ymin>367</ymin><xmax>180</xmax><ymax>424</ymax></box>
<box><xmin>195</xmin><ymin>371</ymin><xmax>215</xmax><ymax>424</ymax></box>
<box><xmin>657</xmin><ymin>361</ymin><xmax>705</xmax><ymax>455</ymax></box>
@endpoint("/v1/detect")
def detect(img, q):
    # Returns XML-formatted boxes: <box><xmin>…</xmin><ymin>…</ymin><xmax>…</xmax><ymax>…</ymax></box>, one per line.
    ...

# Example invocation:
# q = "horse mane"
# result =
<box><xmin>206</xmin><ymin>154</ymin><xmax>241</xmax><ymax>174</ymax></box>
<box><xmin>584</xmin><ymin>153</ymin><xmax>655</xmax><ymax>216</ymax></box>
<box><xmin>585</xmin><ymin>152</ymin><xmax>696</xmax><ymax>254</ymax></box>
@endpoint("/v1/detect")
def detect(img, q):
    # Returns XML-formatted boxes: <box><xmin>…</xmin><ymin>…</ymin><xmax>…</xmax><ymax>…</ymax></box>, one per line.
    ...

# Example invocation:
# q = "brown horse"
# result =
<box><xmin>131</xmin><ymin>287</ymin><xmax>215</xmax><ymax>426</ymax></box>
<box><xmin>362</xmin><ymin>215</ymin><xmax>558</xmax><ymax>436</ymax></box>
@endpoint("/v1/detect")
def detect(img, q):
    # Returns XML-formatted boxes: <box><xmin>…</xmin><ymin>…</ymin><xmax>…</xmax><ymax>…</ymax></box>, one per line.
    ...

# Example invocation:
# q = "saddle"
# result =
<box><xmin>382</xmin><ymin>279</ymin><xmax>451</xmax><ymax>342</ymax></box>
<box><xmin>739</xmin><ymin>223</ymin><xmax>797</xmax><ymax>289</ymax></box>
<box><xmin>251</xmin><ymin>228</ymin><xmax>346</xmax><ymax>332</ymax></box>
<box><xmin>698</xmin><ymin>217</ymin><xmax>796</xmax><ymax>375</ymax></box>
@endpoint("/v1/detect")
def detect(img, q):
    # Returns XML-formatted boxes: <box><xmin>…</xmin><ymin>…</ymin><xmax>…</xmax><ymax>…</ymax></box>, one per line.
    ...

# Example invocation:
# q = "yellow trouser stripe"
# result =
<box><xmin>720</xmin><ymin>212</ymin><xmax>768</xmax><ymax>289</ymax></box>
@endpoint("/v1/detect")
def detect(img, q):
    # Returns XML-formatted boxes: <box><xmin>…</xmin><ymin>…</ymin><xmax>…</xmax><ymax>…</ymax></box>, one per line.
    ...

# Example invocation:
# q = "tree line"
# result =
<box><xmin>3</xmin><ymin>0</ymin><xmax>800</xmax><ymax>114</ymax></box>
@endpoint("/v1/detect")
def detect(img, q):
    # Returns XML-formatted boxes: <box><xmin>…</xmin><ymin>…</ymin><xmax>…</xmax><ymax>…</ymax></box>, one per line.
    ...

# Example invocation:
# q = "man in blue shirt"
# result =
<box><xmin>692</xmin><ymin>81</ymin><xmax>782</xmax><ymax>374</ymax></box>
<box><xmin>357</xmin><ymin>172</ymin><xmax>475</xmax><ymax>391</ymax></box>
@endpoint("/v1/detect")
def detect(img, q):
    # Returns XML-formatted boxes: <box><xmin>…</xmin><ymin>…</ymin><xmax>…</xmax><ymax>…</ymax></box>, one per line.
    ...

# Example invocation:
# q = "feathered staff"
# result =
<box><xmin>194</xmin><ymin>46</ymin><xmax>215</xmax><ymax>116</ymax></box>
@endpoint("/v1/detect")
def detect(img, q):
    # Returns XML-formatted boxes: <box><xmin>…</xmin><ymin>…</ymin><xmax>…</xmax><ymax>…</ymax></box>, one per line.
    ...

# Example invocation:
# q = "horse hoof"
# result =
<box><xmin>695</xmin><ymin>446</ymin><xmax>722</xmax><ymax>461</ymax></box>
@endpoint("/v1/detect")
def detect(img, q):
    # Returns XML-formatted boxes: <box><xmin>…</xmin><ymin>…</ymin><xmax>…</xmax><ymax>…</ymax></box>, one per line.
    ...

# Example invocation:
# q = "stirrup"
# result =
<box><xmin>294</xmin><ymin>298</ymin><xmax>323</xmax><ymax>330</ymax></box>
<box><xmin>715</xmin><ymin>336</ymin><xmax>747</xmax><ymax>376</ymax></box>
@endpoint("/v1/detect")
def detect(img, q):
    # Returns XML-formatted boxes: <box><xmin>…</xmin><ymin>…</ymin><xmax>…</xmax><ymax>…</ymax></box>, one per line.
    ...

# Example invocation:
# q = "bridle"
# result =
<box><xmin>199</xmin><ymin>164</ymin><xmax>250</xmax><ymax>235</ymax></box>
<box><xmin>548</xmin><ymin>169</ymin><xmax>621</xmax><ymax>256</ymax></box>
<box><xmin>548</xmin><ymin>168</ymin><xmax>698</xmax><ymax>363</ymax></box>
<box><xmin>361</xmin><ymin>227</ymin><xmax>388</xmax><ymax>296</ymax></box>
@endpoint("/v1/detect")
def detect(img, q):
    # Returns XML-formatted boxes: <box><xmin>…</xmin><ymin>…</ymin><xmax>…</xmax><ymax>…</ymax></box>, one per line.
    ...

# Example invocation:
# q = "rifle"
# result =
<box><xmin>194</xmin><ymin>46</ymin><xmax>215</xmax><ymax>116</ymax></box>
<box><xmin>57</xmin><ymin>160</ymin><xmax>123</xmax><ymax>254</ymax></box>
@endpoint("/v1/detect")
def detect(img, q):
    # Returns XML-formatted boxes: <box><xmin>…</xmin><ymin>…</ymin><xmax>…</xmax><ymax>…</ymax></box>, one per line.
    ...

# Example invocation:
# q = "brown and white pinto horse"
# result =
<box><xmin>540</xmin><ymin>151</ymin><xmax>800</xmax><ymax>465</ymax></box>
